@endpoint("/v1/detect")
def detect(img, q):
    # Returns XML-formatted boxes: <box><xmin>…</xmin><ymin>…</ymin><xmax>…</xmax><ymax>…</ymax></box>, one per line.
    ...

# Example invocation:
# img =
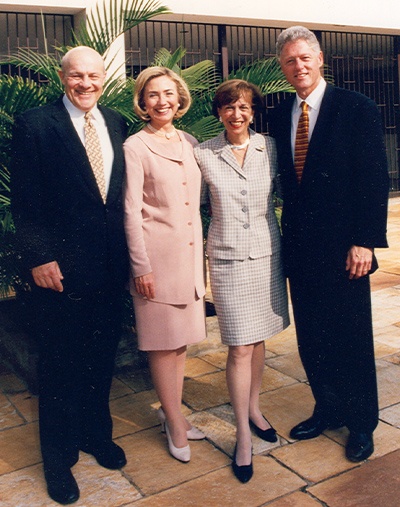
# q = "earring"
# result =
<box><xmin>250</xmin><ymin>116</ymin><xmax>254</xmax><ymax>123</ymax></box>
<box><xmin>219</xmin><ymin>116</ymin><xmax>223</xmax><ymax>122</ymax></box>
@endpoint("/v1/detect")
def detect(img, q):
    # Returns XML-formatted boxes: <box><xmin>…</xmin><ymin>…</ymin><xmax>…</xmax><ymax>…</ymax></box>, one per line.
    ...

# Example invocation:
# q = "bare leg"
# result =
<box><xmin>148</xmin><ymin>347</ymin><xmax>188</xmax><ymax>448</ymax></box>
<box><xmin>226</xmin><ymin>344</ymin><xmax>254</xmax><ymax>466</ymax></box>
<box><xmin>249</xmin><ymin>341</ymin><xmax>271</xmax><ymax>430</ymax></box>
<box><xmin>175</xmin><ymin>346</ymin><xmax>193</xmax><ymax>431</ymax></box>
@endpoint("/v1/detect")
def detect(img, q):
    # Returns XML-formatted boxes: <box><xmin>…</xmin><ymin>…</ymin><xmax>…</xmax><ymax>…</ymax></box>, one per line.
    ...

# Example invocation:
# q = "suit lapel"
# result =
<box><xmin>308</xmin><ymin>84</ymin><xmax>335</xmax><ymax>150</ymax></box>
<box><xmin>49</xmin><ymin>99</ymin><xmax>104</xmax><ymax>201</ymax></box>
<box><xmin>241</xmin><ymin>130</ymin><xmax>267</xmax><ymax>172</ymax></box>
<box><xmin>212</xmin><ymin>131</ymin><xmax>247</xmax><ymax>178</ymax></box>
<box><xmin>300</xmin><ymin>85</ymin><xmax>335</xmax><ymax>184</ymax></box>
<box><xmin>278</xmin><ymin>96</ymin><xmax>297</xmax><ymax>187</ymax></box>
<box><xmin>100</xmin><ymin>106</ymin><xmax>125</xmax><ymax>204</ymax></box>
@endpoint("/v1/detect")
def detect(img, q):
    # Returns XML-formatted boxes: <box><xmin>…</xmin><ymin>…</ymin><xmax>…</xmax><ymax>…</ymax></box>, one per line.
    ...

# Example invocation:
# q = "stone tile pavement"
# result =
<box><xmin>1</xmin><ymin>198</ymin><xmax>399</xmax><ymax>506</ymax></box>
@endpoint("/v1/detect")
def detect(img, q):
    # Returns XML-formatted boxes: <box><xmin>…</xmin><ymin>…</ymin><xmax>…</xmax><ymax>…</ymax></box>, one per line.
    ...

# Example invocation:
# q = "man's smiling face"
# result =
<box><xmin>59</xmin><ymin>48</ymin><xmax>106</xmax><ymax>112</ymax></box>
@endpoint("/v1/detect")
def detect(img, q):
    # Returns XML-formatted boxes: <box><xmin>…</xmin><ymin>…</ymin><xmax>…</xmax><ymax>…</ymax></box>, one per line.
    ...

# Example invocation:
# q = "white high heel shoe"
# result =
<box><xmin>165</xmin><ymin>422</ymin><xmax>191</xmax><ymax>463</ymax></box>
<box><xmin>157</xmin><ymin>407</ymin><xmax>206</xmax><ymax>440</ymax></box>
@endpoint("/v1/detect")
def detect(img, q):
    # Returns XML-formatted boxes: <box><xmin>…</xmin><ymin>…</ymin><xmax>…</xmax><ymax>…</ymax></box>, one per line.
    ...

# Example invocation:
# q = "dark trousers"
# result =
<box><xmin>30</xmin><ymin>285</ymin><xmax>124</xmax><ymax>471</ymax></box>
<box><xmin>289</xmin><ymin>271</ymin><xmax>379</xmax><ymax>434</ymax></box>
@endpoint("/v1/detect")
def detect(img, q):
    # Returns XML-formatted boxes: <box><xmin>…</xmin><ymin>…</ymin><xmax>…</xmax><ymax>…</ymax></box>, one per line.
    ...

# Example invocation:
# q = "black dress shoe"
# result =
<box><xmin>44</xmin><ymin>467</ymin><xmax>79</xmax><ymax>505</ymax></box>
<box><xmin>290</xmin><ymin>416</ymin><xmax>344</xmax><ymax>440</ymax></box>
<box><xmin>81</xmin><ymin>441</ymin><xmax>127</xmax><ymax>469</ymax></box>
<box><xmin>232</xmin><ymin>444</ymin><xmax>253</xmax><ymax>483</ymax></box>
<box><xmin>249</xmin><ymin>417</ymin><xmax>278</xmax><ymax>442</ymax></box>
<box><xmin>346</xmin><ymin>432</ymin><xmax>374</xmax><ymax>462</ymax></box>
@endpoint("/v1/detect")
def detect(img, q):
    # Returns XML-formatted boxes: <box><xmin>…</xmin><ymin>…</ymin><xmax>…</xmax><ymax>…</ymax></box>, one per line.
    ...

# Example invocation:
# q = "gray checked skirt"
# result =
<box><xmin>208</xmin><ymin>253</ymin><xmax>290</xmax><ymax>346</ymax></box>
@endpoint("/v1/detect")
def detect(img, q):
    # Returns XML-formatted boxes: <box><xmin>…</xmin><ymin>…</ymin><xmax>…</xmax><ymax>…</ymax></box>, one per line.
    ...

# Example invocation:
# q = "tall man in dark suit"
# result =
<box><xmin>11</xmin><ymin>46</ymin><xmax>129</xmax><ymax>504</ymax></box>
<box><xmin>270</xmin><ymin>26</ymin><xmax>389</xmax><ymax>462</ymax></box>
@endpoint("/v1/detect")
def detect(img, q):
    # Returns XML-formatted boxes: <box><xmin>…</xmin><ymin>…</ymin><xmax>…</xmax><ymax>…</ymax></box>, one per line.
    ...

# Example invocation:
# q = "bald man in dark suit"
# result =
<box><xmin>11</xmin><ymin>46</ymin><xmax>129</xmax><ymax>504</ymax></box>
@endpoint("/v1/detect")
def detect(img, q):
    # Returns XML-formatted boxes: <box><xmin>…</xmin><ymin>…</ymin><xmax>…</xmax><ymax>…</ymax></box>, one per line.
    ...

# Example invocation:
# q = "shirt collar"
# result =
<box><xmin>296</xmin><ymin>78</ymin><xmax>326</xmax><ymax>111</ymax></box>
<box><xmin>62</xmin><ymin>94</ymin><xmax>100</xmax><ymax>119</ymax></box>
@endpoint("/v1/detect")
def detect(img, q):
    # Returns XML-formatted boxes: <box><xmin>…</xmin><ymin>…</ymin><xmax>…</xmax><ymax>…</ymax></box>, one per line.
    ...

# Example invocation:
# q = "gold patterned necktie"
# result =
<box><xmin>294</xmin><ymin>101</ymin><xmax>309</xmax><ymax>183</ymax></box>
<box><xmin>84</xmin><ymin>111</ymin><xmax>107</xmax><ymax>202</ymax></box>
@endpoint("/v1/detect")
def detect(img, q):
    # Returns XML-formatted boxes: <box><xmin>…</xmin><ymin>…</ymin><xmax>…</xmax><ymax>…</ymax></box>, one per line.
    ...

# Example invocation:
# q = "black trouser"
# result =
<box><xmin>30</xmin><ymin>285</ymin><xmax>124</xmax><ymax>471</ymax></box>
<box><xmin>289</xmin><ymin>271</ymin><xmax>379</xmax><ymax>434</ymax></box>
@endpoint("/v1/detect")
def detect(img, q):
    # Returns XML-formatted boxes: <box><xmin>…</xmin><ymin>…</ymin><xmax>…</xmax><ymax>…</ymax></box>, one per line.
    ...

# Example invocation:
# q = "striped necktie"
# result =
<box><xmin>294</xmin><ymin>101</ymin><xmax>309</xmax><ymax>183</ymax></box>
<box><xmin>84</xmin><ymin>111</ymin><xmax>107</xmax><ymax>202</ymax></box>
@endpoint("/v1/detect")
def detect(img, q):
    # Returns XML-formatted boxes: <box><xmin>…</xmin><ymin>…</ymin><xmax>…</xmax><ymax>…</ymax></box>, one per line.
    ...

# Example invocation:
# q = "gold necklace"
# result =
<box><xmin>147</xmin><ymin>123</ymin><xmax>177</xmax><ymax>140</ymax></box>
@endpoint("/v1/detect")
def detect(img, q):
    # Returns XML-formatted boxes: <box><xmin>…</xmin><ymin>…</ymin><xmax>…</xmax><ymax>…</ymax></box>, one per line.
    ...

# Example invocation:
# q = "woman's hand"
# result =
<box><xmin>134</xmin><ymin>272</ymin><xmax>155</xmax><ymax>299</ymax></box>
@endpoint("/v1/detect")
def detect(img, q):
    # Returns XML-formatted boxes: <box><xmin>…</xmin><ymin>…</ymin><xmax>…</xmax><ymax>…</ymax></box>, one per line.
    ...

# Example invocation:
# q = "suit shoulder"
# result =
<box><xmin>99</xmin><ymin>105</ymin><xmax>123</xmax><ymax>119</ymax></box>
<box><xmin>99</xmin><ymin>105</ymin><xmax>126</xmax><ymax>125</ymax></box>
<box><xmin>179</xmin><ymin>130</ymin><xmax>198</xmax><ymax>147</ymax></box>
<box><xmin>330</xmin><ymin>86</ymin><xmax>377</xmax><ymax>109</ymax></box>
<box><xmin>263</xmin><ymin>134</ymin><xmax>276</xmax><ymax>150</ymax></box>
<box><xmin>15</xmin><ymin>100</ymin><xmax>58</xmax><ymax>123</ymax></box>
<box><xmin>195</xmin><ymin>134</ymin><xmax>223</xmax><ymax>152</ymax></box>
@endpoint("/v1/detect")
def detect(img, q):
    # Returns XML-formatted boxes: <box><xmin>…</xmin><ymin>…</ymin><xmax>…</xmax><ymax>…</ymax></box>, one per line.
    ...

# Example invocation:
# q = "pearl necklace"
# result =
<box><xmin>227</xmin><ymin>137</ymin><xmax>250</xmax><ymax>150</ymax></box>
<box><xmin>147</xmin><ymin>123</ymin><xmax>177</xmax><ymax>140</ymax></box>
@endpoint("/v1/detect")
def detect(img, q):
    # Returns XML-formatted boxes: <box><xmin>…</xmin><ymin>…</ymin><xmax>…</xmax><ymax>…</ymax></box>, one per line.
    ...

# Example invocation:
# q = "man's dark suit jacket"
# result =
<box><xmin>270</xmin><ymin>84</ymin><xmax>389</xmax><ymax>279</ymax></box>
<box><xmin>270</xmin><ymin>83</ymin><xmax>389</xmax><ymax>431</ymax></box>
<box><xmin>10</xmin><ymin>97</ymin><xmax>129</xmax><ymax>467</ymax></box>
<box><xmin>11</xmin><ymin>96</ymin><xmax>129</xmax><ymax>293</ymax></box>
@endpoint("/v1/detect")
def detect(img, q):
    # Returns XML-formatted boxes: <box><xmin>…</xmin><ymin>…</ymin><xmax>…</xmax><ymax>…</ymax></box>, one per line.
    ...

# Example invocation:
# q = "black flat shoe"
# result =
<box><xmin>232</xmin><ymin>444</ymin><xmax>253</xmax><ymax>483</ymax></box>
<box><xmin>249</xmin><ymin>417</ymin><xmax>278</xmax><ymax>442</ymax></box>
<box><xmin>44</xmin><ymin>467</ymin><xmax>80</xmax><ymax>505</ymax></box>
<box><xmin>290</xmin><ymin>416</ymin><xmax>344</xmax><ymax>440</ymax></box>
<box><xmin>346</xmin><ymin>432</ymin><xmax>374</xmax><ymax>462</ymax></box>
<box><xmin>81</xmin><ymin>441</ymin><xmax>127</xmax><ymax>469</ymax></box>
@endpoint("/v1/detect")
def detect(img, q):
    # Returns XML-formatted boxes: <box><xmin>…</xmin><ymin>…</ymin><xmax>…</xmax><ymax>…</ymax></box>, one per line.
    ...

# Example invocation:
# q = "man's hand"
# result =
<box><xmin>32</xmin><ymin>261</ymin><xmax>64</xmax><ymax>292</ymax></box>
<box><xmin>346</xmin><ymin>246</ymin><xmax>373</xmax><ymax>280</ymax></box>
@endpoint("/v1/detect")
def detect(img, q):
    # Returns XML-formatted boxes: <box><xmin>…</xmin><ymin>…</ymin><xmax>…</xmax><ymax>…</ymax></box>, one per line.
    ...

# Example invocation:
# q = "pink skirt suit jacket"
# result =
<box><xmin>123</xmin><ymin>129</ymin><xmax>206</xmax><ymax>351</ymax></box>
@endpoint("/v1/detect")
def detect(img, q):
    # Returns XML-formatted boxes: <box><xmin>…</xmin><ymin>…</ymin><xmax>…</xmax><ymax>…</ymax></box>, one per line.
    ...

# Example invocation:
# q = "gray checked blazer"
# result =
<box><xmin>194</xmin><ymin>129</ymin><xmax>282</xmax><ymax>260</ymax></box>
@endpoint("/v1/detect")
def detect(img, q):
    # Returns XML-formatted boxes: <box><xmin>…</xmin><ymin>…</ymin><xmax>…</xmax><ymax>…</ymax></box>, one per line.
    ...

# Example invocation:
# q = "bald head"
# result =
<box><xmin>58</xmin><ymin>46</ymin><xmax>106</xmax><ymax>112</ymax></box>
<box><xmin>61</xmin><ymin>46</ymin><xmax>105</xmax><ymax>74</ymax></box>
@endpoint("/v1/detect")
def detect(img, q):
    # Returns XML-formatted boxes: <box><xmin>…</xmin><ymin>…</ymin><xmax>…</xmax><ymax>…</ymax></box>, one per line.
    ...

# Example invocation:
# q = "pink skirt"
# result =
<box><xmin>133</xmin><ymin>294</ymin><xmax>206</xmax><ymax>351</ymax></box>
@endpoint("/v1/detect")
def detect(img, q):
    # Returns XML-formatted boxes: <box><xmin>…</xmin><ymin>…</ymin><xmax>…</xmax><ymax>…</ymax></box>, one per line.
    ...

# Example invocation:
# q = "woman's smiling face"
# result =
<box><xmin>143</xmin><ymin>75</ymin><xmax>180</xmax><ymax>127</ymax></box>
<box><xmin>218</xmin><ymin>94</ymin><xmax>253</xmax><ymax>138</ymax></box>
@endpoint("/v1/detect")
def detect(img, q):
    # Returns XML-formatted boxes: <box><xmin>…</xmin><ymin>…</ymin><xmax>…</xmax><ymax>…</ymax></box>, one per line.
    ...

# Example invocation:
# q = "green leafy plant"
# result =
<box><xmin>0</xmin><ymin>0</ymin><xmax>170</xmax><ymax>297</ymax></box>
<box><xmin>0</xmin><ymin>0</ymin><xmax>299</xmax><ymax>296</ymax></box>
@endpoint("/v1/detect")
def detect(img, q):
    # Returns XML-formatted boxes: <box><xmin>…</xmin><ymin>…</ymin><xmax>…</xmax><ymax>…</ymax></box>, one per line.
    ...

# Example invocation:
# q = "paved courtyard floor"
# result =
<box><xmin>1</xmin><ymin>198</ymin><xmax>400</xmax><ymax>506</ymax></box>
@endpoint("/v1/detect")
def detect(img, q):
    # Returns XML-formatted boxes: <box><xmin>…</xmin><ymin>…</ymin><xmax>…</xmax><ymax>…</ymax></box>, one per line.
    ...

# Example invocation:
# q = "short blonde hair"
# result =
<box><xmin>134</xmin><ymin>66</ymin><xmax>192</xmax><ymax>121</ymax></box>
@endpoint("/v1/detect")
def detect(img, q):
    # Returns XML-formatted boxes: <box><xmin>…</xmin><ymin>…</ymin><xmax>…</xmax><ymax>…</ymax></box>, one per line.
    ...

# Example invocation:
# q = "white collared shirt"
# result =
<box><xmin>291</xmin><ymin>78</ymin><xmax>327</xmax><ymax>160</ymax></box>
<box><xmin>63</xmin><ymin>95</ymin><xmax>114</xmax><ymax>193</ymax></box>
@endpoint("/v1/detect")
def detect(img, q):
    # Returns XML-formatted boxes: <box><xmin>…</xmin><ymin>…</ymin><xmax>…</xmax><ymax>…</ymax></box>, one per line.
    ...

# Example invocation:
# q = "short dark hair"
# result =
<box><xmin>211</xmin><ymin>79</ymin><xmax>264</xmax><ymax>118</ymax></box>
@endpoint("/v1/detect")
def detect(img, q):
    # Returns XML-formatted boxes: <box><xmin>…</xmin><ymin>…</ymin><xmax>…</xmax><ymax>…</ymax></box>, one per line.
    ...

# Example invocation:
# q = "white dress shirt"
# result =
<box><xmin>63</xmin><ymin>95</ymin><xmax>114</xmax><ymax>193</ymax></box>
<box><xmin>291</xmin><ymin>77</ymin><xmax>327</xmax><ymax>161</ymax></box>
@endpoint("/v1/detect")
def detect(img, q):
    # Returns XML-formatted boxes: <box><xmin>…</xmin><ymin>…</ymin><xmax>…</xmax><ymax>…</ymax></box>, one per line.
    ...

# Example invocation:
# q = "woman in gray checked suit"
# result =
<box><xmin>194</xmin><ymin>80</ymin><xmax>289</xmax><ymax>483</ymax></box>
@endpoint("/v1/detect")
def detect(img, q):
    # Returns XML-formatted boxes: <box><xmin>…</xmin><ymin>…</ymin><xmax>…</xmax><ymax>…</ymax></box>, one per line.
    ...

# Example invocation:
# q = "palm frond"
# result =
<box><xmin>73</xmin><ymin>0</ymin><xmax>171</xmax><ymax>55</ymax></box>
<box><xmin>229</xmin><ymin>57</ymin><xmax>294</xmax><ymax>95</ymax></box>
<box><xmin>181</xmin><ymin>60</ymin><xmax>220</xmax><ymax>95</ymax></box>
<box><xmin>1</xmin><ymin>50</ymin><xmax>63</xmax><ymax>89</ymax></box>
<box><xmin>180</xmin><ymin>115</ymin><xmax>223</xmax><ymax>143</ymax></box>
<box><xmin>0</xmin><ymin>75</ymin><xmax>47</xmax><ymax>116</ymax></box>
<box><xmin>100</xmin><ymin>77</ymin><xmax>139</xmax><ymax>127</ymax></box>
<box><xmin>152</xmin><ymin>47</ymin><xmax>186</xmax><ymax>72</ymax></box>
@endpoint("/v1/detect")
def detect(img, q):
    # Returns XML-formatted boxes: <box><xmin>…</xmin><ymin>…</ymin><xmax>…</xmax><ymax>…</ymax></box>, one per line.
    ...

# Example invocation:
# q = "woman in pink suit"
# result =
<box><xmin>123</xmin><ymin>67</ymin><xmax>206</xmax><ymax>463</ymax></box>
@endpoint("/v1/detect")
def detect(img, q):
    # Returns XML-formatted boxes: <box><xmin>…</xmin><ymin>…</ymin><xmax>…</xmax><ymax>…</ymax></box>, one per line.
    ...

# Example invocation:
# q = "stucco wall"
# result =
<box><xmin>1</xmin><ymin>1</ymin><xmax>400</xmax><ymax>33</ymax></box>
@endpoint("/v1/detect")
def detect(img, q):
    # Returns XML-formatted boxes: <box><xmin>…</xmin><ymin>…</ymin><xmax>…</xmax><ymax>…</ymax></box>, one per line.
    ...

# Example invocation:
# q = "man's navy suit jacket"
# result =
<box><xmin>11</xmin><ymin>97</ymin><xmax>129</xmax><ymax>293</ymax></box>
